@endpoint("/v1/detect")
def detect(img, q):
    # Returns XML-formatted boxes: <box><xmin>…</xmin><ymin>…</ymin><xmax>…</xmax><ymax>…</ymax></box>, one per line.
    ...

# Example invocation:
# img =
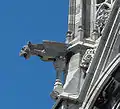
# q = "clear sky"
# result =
<box><xmin>0</xmin><ymin>0</ymin><xmax>68</xmax><ymax>109</ymax></box>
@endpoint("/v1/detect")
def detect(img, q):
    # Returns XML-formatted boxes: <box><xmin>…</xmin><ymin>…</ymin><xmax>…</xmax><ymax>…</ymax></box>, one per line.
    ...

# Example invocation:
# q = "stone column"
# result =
<box><xmin>90</xmin><ymin>0</ymin><xmax>97</xmax><ymax>38</ymax></box>
<box><xmin>72</xmin><ymin>0</ymin><xmax>84</xmax><ymax>41</ymax></box>
<box><xmin>51</xmin><ymin>57</ymin><xmax>65</xmax><ymax>100</ymax></box>
<box><xmin>68</xmin><ymin>0</ymin><xmax>76</xmax><ymax>33</ymax></box>
<box><xmin>53</xmin><ymin>70</ymin><xmax>63</xmax><ymax>96</ymax></box>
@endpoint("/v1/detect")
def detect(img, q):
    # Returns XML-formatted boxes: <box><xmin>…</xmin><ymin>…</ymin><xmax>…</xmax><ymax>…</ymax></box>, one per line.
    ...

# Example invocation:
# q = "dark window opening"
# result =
<box><xmin>97</xmin><ymin>0</ymin><xmax>105</xmax><ymax>4</ymax></box>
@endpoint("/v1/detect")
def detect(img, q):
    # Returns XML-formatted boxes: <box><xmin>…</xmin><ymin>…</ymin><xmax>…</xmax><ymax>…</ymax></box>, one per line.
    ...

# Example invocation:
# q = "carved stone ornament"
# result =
<box><xmin>80</xmin><ymin>49</ymin><xmax>95</xmax><ymax>70</ymax></box>
<box><xmin>95</xmin><ymin>2</ymin><xmax>111</xmax><ymax>35</ymax></box>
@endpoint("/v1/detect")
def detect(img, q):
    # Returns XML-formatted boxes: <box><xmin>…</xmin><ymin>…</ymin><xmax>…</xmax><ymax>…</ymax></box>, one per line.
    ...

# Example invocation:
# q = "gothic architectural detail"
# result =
<box><xmin>66</xmin><ymin>31</ymin><xmax>75</xmax><ymax>43</ymax></box>
<box><xmin>20</xmin><ymin>0</ymin><xmax>120</xmax><ymax>109</ymax></box>
<box><xmin>19</xmin><ymin>41</ymin><xmax>68</xmax><ymax>100</ymax></box>
<box><xmin>80</xmin><ymin>49</ymin><xmax>95</xmax><ymax>70</ymax></box>
<box><xmin>51</xmin><ymin>57</ymin><xmax>66</xmax><ymax>100</ymax></box>
<box><xmin>95</xmin><ymin>2</ymin><xmax>111</xmax><ymax>35</ymax></box>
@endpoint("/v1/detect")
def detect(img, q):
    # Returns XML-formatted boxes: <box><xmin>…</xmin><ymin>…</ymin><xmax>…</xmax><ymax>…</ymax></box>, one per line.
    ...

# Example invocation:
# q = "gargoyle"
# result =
<box><xmin>19</xmin><ymin>41</ymin><xmax>68</xmax><ymax>62</ymax></box>
<box><xmin>19</xmin><ymin>40</ymin><xmax>69</xmax><ymax>99</ymax></box>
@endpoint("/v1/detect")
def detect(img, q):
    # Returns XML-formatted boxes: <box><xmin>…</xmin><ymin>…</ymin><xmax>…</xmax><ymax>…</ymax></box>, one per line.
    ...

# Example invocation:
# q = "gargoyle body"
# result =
<box><xmin>19</xmin><ymin>41</ymin><xmax>68</xmax><ymax>61</ymax></box>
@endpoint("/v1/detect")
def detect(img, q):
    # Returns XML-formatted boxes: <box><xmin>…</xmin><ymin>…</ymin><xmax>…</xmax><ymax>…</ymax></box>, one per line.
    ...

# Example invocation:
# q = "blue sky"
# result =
<box><xmin>0</xmin><ymin>0</ymin><xmax>68</xmax><ymax>109</ymax></box>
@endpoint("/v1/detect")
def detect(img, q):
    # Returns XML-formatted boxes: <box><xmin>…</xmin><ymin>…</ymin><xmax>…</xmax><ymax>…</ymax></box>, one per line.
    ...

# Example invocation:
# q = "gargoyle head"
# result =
<box><xmin>19</xmin><ymin>45</ymin><xmax>31</xmax><ymax>59</ymax></box>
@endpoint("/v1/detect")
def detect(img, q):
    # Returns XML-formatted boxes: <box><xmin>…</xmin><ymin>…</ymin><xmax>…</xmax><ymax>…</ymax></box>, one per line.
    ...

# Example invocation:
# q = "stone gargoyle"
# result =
<box><xmin>19</xmin><ymin>41</ymin><xmax>68</xmax><ymax>62</ymax></box>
